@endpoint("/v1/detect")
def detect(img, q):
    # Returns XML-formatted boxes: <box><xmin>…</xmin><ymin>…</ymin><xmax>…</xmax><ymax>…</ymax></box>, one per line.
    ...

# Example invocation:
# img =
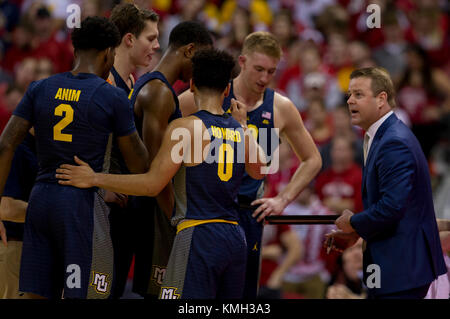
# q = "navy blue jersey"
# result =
<box><xmin>222</xmin><ymin>81</ymin><xmax>278</xmax><ymax>199</ymax></box>
<box><xmin>128</xmin><ymin>71</ymin><xmax>182</xmax><ymax>297</ymax></box>
<box><xmin>2</xmin><ymin>133</ymin><xmax>38</xmax><ymax>239</ymax></box>
<box><xmin>130</xmin><ymin>71</ymin><xmax>182</xmax><ymax>134</ymax></box>
<box><xmin>110</xmin><ymin>66</ymin><xmax>133</xmax><ymax>97</ymax></box>
<box><xmin>108</xmin><ymin>67</ymin><xmax>135</xmax><ymax>174</ymax></box>
<box><xmin>13</xmin><ymin>72</ymin><xmax>136</xmax><ymax>183</ymax></box>
<box><xmin>172</xmin><ymin>110</ymin><xmax>245</xmax><ymax>223</ymax></box>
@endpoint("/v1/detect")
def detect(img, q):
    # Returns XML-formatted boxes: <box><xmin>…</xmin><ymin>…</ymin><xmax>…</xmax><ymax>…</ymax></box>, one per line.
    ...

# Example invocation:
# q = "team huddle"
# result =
<box><xmin>0</xmin><ymin>3</ymin><xmax>322</xmax><ymax>299</ymax></box>
<box><xmin>3</xmin><ymin>2</ymin><xmax>445</xmax><ymax>300</ymax></box>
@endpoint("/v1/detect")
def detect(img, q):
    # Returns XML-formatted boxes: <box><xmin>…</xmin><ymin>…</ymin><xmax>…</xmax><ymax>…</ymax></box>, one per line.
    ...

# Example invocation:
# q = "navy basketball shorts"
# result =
<box><xmin>237</xmin><ymin>206</ymin><xmax>264</xmax><ymax>299</ymax></box>
<box><xmin>19</xmin><ymin>183</ymin><xmax>114</xmax><ymax>299</ymax></box>
<box><xmin>133</xmin><ymin>200</ymin><xmax>175</xmax><ymax>298</ymax></box>
<box><xmin>159</xmin><ymin>222</ymin><xmax>247</xmax><ymax>299</ymax></box>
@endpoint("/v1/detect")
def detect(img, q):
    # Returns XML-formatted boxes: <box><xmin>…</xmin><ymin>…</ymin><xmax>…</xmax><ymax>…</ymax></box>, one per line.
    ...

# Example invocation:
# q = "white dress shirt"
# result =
<box><xmin>365</xmin><ymin>111</ymin><xmax>394</xmax><ymax>158</ymax></box>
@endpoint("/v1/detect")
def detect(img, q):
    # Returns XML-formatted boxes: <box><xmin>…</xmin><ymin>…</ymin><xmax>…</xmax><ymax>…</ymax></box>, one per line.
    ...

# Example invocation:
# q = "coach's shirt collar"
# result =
<box><xmin>366</xmin><ymin>110</ymin><xmax>393</xmax><ymax>153</ymax></box>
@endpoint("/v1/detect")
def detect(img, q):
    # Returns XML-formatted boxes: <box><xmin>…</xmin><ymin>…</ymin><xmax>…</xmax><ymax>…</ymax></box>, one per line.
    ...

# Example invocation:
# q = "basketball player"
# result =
<box><xmin>129</xmin><ymin>21</ymin><xmax>213</xmax><ymax>298</ymax></box>
<box><xmin>179</xmin><ymin>31</ymin><xmax>322</xmax><ymax>298</ymax></box>
<box><xmin>56</xmin><ymin>48</ymin><xmax>268</xmax><ymax>298</ymax></box>
<box><xmin>107</xmin><ymin>3</ymin><xmax>160</xmax><ymax>298</ymax></box>
<box><xmin>0</xmin><ymin>17</ymin><xmax>148</xmax><ymax>299</ymax></box>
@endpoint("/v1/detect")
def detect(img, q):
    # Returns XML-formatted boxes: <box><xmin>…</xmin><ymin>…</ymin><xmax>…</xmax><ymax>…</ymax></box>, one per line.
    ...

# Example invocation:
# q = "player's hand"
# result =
<box><xmin>0</xmin><ymin>219</ymin><xmax>7</xmax><ymax>246</ymax></box>
<box><xmin>251</xmin><ymin>196</ymin><xmax>288</xmax><ymax>222</ymax></box>
<box><xmin>324</xmin><ymin>230</ymin><xmax>359</xmax><ymax>253</ymax></box>
<box><xmin>229</xmin><ymin>98</ymin><xmax>247</xmax><ymax>127</ymax></box>
<box><xmin>266</xmin><ymin>269</ymin><xmax>283</xmax><ymax>290</ymax></box>
<box><xmin>104</xmin><ymin>190</ymin><xmax>129</xmax><ymax>208</ymax></box>
<box><xmin>56</xmin><ymin>156</ymin><xmax>96</xmax><ymax>188</ymax></box>
<box><xmin>327</xmin><ymin>284</ymin><xmax>364</xmax><ymax>299</ymax></box>
<box><xmin>335</xmin><ymin>209</ymin><xmax>355</xmax><ymax>233</ymax></box>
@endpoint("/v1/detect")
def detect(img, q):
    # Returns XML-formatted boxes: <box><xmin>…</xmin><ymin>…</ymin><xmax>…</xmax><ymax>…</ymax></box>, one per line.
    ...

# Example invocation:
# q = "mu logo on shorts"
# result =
<box><xmin>152</xmin><ymin>265</ymin><xmax>166</xmax><ymax>285</ymax></box>
<box><xmin>160</xmin><ymin>287</ymin><xmax>180</xmax><ymax>299</ymax></box>
<box><xmin>91</xmin><ymin>272</ymin><xmax>110</xmax><ymax>294</ymax></box>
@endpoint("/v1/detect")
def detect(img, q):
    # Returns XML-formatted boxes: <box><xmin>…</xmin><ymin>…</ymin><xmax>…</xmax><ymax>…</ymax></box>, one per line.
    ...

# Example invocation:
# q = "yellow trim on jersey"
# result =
<box><xmin>176</xmin><ymin>219</ymin><xmax>238</xmax><ymax>234</ymax></box>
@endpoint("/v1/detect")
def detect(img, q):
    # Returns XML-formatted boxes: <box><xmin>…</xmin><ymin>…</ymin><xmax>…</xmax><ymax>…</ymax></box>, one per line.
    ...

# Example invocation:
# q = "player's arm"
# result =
<box><xmin>136</xmin><ymin>81</ymin><xmax>177</xmax><ymax>217</ymax></box>
<box><xmin>252</xmin><ymin>95</ymin><xmax>322</xmax><ymax>221</ymax></box>
<box><xmin>229</xmin><ymin>98</ymin><xmax>267</xmax><ymax>179</ymax></box>
<box><xmin>57</xmin><ymin>118</ymin><xmax>189</xmax><ymax>196</ymax></box>
<box><xmin>117</xmin><ymin>131</ymin><xmax>149</xmax><ymax>173</ymax></box>
<box><xmin>112</xmin><ymin>89</ymin><xmax>149</xmax><ymax>174</ymax></box>
<box><xmin>178</xmin><ymin>89</ymin><xmax>198</xmax><ymax>116</ymax></box>
<box><xmin>244</xmin><ymin>129</ymin><xmax>267</xmax><ymax>180</ymax></box>
<box><xmin>0</xmin><ymin>196</ymin><xmax>27</xmax><ymax>223</ymax></box>
<box><xmin>266</xmin><ymin>229</ymin><xmax>302</xmax><ymax>289</ymax></box>
<box><xmin>0</xmin><ymin>116</ymin><xmax>31</xmax><ymax>198</ymax></box>
<box><xmin>0</xmin><ymin>116</ymin><xmax>32</xmax><ymax>245</ymax></box>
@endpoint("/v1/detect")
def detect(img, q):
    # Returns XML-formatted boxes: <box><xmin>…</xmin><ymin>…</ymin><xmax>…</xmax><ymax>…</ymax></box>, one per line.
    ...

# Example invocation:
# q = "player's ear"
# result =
<box><xmin>100</xmin><ymin>48</ymin><xmax>109</xmax><ymax>63</ymax></box>
<box><xmin>224</xmin><ymin>83</ymin><xmax>231</xmax><ymax>97</ymax></box>
<box><xmin>238</xmin><ymin>55</ymin><xmax>246</xmax><ymax>69</ymax></box>
<box><xmin>183</xmin><ymin>43</ymin><xmax>195</xmax><ymax>59</ymax></box>
<box><xmin>104</xmin><ymin>47</ymin><xmax>114</xmax><ymax>61</ymax></box>
<box><xmin>123</xmin><ymin>32</ymin><xmax>134</xmax><ymax>47</ymax></box>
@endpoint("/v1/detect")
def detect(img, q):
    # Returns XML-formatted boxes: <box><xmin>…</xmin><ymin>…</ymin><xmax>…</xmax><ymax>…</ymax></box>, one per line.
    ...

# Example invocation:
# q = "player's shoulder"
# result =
<box><xmin>170</xmin><ymin>115</ymin><xmax>198</xmax><ymax>128</ymax></box>
<box><xmin>140</xmin><ymin>75</ymin><xmax>172</xmax><ymax>95</ymax></box>
<box><xmin>136</xmin><ymin>76</ymin><xmax>174</xmax><ymax>109</ymax></box>
<box><xmin>168</xmin><ymin>114</ymin><xmax>207</xmax><ymax>134</ymax></box>
<box><xmin>273</xmin><ymin>91</ymin><xmax>296</xmax><ymax>110</ymax></box>
<box><xmin>98</xmin><ymin>80</ymin><xmax>130</xmax><ymax>101</ymax></box>
<box><xmin>27</xmin><ymin>75</ymin><xmax>52</xmax><ymax>93</ymax></box>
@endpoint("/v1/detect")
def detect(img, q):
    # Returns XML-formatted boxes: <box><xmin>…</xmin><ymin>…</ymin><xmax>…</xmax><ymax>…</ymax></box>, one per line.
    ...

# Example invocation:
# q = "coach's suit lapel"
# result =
<box><xmin>362</xmin><ymin>113</ymin><xmax>398</xmax><ymax>195</ymax></box>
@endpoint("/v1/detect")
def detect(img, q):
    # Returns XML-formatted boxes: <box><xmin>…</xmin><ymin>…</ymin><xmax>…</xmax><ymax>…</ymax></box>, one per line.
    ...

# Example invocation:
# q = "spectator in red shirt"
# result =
<box><xmin>320</xmin><ymin>104</ymin><xmax>364</xmax><ymax>171</ymax></box>
<box><xmin>1</xmin><ymin>18</ymin><xmax>36</xmax><ymax>75</ymax></box>
<box><xmin>258</xmin><ymin>223</ymin><xmax>302</xmax><ymax>299</ymax></box>
<box><xmin>278</xmin><ymin>44</ymin><xmax>343</xmax><ymax>112</ymax></box>
<box><xmin>315</xmin><ymin>135</ymin><xmax>363</xmax><ymax>214</ymax></box>
<box><xmin>29</xmin><ymin>5</ymin><xmax>73</xmax><ymax>74</ymax></box>
<box><xmin>406</xmin><ymin>5</ymin><xmax>449</xmax><ymax>68</ymax></box>
<box><xmin>305</xmin><ymin>98</ymin><xmax>334</xmax><ymax>149</ymax></box>
<box><xmin>397</xmin><ymin>44</ymin><xmax>450</xmax><ymax>158</ymax></box>
<box><xmin>13</xmin><ymin>57</ymin><xmax>37</xmax><ymax>92</ymax></box>
<box><xmin>264</xmin><ymin>142</ymin><xmax>299</xmax><ymax>198</ymax></box>
<box><xmin>326</xmin><ymin>238</ymin><xmax>366</xmax><ymax>299</ymax></box>
<box><xmin>282</xmin><ymin>184</ymin><xmax>336</xmax><ymax>299</ymax></box>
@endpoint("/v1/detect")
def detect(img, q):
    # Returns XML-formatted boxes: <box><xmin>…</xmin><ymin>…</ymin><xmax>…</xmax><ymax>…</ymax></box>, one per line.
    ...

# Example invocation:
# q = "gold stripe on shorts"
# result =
<box><xmin>176</xmin><ymin>219</ymin><xmax>238</xmax><ymax>234</ymax></box>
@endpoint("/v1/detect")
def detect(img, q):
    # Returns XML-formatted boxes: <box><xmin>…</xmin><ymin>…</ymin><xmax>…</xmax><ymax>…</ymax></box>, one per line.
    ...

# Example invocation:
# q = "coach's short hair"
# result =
<box><xmin>192</xmin><ymin>49</ymin><xmax>235</xmax><ymax>92</ymax></box>
<box><xmin>168</xmin><ymin>21</ymin><xmax>213</xmax><ymax>49</ymax></box>
<box><xmin>71</xmin><ymin>17</ymin><xmax>120</xmax><ymax>52</ymax></box>
<box><xmin>350</xmin><ymin>67</ymin><xmax>396</xmax><ymax>107</ymax></box>
<box><xmin>242</xmin><ymin>31</ymin><xmax>282</xmax><ymax>60</ymax></box>
<box><xmin>110</xmin><ymin>3</ymin><xmax>159</xmax><ymax>40</ymax></box>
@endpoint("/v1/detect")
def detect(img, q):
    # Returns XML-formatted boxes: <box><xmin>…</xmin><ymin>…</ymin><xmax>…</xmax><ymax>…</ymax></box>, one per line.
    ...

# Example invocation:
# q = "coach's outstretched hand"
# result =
<box><xmin>56</xmin><ymin>156</ymin><xmax>96</xmax><ymax>188</ymax></box>
<box><xmin>324</xmin><ymin>230</ymin><xmax>360</xmax><ymax>253</ymax></box>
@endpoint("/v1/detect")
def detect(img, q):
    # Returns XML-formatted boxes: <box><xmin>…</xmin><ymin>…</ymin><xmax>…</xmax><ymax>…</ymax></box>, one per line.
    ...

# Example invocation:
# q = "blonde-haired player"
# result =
<box><xmin>179</xmin><ymin>31</ymin><xmax>322</xmax><ymax>298</ymax></box>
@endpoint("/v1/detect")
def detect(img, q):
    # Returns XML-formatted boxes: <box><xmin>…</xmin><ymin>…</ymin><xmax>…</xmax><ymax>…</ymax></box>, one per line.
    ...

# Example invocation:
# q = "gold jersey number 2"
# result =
<box><xmin>53</xmin><ymin>103</ymin><xmax>73</xmax><ymax>142</ymax></box>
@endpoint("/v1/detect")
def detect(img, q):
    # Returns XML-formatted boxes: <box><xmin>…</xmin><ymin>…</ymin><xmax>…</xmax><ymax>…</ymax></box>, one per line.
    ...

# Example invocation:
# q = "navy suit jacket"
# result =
<box><xmin>350</xmin><ymin>113</ymin><xmax>447</xmax><ymax>296</ymax></box>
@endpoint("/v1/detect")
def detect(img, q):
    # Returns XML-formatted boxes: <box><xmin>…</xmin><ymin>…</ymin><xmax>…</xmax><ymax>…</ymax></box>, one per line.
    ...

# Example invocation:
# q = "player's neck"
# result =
<box><xmin>71</xmin><ymin>56</ymin><xmax>104</xmax><ymax>79</ymax></box>
<box><xmin>195</xmin><ymin>93</ymin><xmax>224</xmax><ymax>115</ymax></box>
<box><xmin>233</xmin><ymin>74</ymin><xmax>264</xmax><ymax>111</ymax></box>
<box><xmin>154</xmin><ymin>49</ymin><xmax>181</xmax><ymax>85</ymax></box>
<box><xmin>113</xmin><ymin>50</ymin><xmax>135</xmax><ymax>87</ymax></box>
